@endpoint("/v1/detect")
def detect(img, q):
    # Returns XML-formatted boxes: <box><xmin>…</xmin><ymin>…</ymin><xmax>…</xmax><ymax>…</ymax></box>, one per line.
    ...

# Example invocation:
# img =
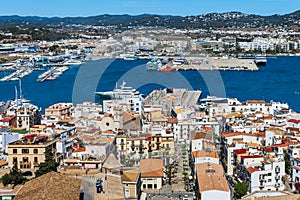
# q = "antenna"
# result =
<box><xmin>121</xmin><ymin>81</ymin><xmax>126</xmax><ymax>89</ymax></box>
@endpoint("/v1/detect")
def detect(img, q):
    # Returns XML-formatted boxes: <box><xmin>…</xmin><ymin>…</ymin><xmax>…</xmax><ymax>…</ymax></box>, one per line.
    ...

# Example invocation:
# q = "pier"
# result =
<box><xmin>140</xmin><ymin>56</ymin><xmax>259</xmax><ymax>71</ymax></box>
<box><xmin>37</xmin><ymin>66</ymin><xmax>68</xmax><ymax>82</ymax></box>
<box><xmin>172</xmin><ymin>57</ymin><xmax>258</xmax><ymax>71</ymax></box>
<box><xmin>0</xmin><ymin>68</ymin><xmax>33</xmax><ymax>81</ymax></box>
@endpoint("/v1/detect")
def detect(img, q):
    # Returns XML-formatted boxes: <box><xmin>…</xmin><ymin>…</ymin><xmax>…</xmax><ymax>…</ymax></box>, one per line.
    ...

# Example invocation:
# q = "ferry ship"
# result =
<box><xmin>254</xmin><ymin>55</ymin><xmax>267</xmax><ymax>66</ymax></box>
<box><xmin>95</xmin><ymin>81</ymin><xmax>144</xmax><ymax>115</ymax></box>
<box><xmin>95</xmin><ymin>81</ymin><xmax>142</xmax><ymax>100</ymax></box>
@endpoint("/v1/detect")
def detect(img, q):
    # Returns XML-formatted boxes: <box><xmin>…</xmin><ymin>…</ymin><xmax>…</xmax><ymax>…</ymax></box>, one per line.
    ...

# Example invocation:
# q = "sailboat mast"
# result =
<box><xmin>15</xmin><ymin>86</ymin><xmax>18</xmax><ymax>101</ymax></box>
<box><xmin>19</xmin><ymin>79</ymin><xmax>22</xmax><ymax>99</ymax></box>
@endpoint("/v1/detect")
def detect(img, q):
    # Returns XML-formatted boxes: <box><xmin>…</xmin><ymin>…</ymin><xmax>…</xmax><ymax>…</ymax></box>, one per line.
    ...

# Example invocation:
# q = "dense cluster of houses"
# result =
<box><xmin>0</xmin><ymin>85</ymin><xmax>300</xmax><ymax>199</ymax></box>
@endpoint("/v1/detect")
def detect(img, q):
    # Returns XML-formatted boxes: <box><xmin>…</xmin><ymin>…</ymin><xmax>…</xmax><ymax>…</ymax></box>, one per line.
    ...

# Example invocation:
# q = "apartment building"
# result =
<box><xmin>7</xmin><ymin>135</ymin><xmax>57</xmax><ymax>170</ymax></box>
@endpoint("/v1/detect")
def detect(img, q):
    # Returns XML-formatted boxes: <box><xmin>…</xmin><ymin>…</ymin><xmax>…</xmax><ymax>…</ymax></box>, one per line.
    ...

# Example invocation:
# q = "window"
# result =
<box><xmin>154</xmin><ymin>184</ymin><xmax>157</xmax><ymax>189</ymax></box>
<box><xmin>22</xmin><ymin>149</ymin><xmax>29</xmax><ymax>154</ymax></box>
<box><xmin>147</xmin><ymin>184</ymin><xmax>152</xmax><ymax>189</ymax></box>
<box><xmin>23</xmin><ymin>157</ymin><xmax>28</xmax><ymax>163</ymax></box>
<box><xmin>268</xmin><ymin>179</ymin><xmax>271</xmax><ymax>182</ymax></box>
<box><xmin>143</xmin><ymin>184</ymin><xmax>146</xmax><ymax>189</ymax></box>
<box><xmin>106</xmin><ymin>122</ymin><xmax>110</xmax><ymax>127</ymax></box>
<box><xmin>13</xmin><ymin>149</ymin><xmax>17</xmax><ymax>154</ymax></box>
<box><xmin>34</xmin><ymin>157</ymin><xmax>38</xmax><ymax>163</ymax></box>
<box><xmin>13</xmin><ymin>157</ymin><xmax>17</xmax><ymax>165</ymax></box>
<box><xmin>33</xmin><ymin>149</ymin><xmax>38</xmax><ymax>154</ymax></box>
<box><xmin>268</xmin><ymin>173</ymin><xmax>272</xmax><ymax>176</ymax></box>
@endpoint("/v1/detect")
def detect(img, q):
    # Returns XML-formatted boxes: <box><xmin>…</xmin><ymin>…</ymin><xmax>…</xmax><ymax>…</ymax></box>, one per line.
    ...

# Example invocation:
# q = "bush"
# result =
<box><xmin>0</xmin><ymin>165</ymin><xmax>27</xmax><ymax>186</ymax></box>
<box><xmin>234</xmin><ymin>182</ymin><xmax>248</xmax><ymax>199</ymax></box>
<box><xmin>1</xmin><ymin>174</ymin><xmax>12</xmax><ymax>186</ymax></box>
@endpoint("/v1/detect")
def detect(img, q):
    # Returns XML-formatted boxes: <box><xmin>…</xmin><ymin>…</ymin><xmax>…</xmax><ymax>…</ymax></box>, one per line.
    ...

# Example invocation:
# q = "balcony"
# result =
<box><xmin>20</xmin><ymin>161</ymin><xmax>31</xmax><ymax>169</ymax></box>
<box><xmin>275</xmin><ymin>175</ymin><xmax>280</xmax><ymax>181</ymax></box>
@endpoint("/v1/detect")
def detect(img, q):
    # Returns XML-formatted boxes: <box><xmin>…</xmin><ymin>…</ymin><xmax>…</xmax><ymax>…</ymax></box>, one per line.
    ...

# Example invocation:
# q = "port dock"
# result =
<box><xmin>169</xmin><ymin>57</ymin><xmax>258</xmax><ymax>71</ymax></box>
<box><xmin>140</xmin><ymin>56</ymin><xmax>259</xmax><ymax>71</ymax></box>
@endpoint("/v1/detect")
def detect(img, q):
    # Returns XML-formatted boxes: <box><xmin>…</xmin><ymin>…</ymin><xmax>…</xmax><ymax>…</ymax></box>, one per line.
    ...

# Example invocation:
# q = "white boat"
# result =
<box><xmin>254</xmin><ymin>55</ymin><xmax>267</xmax><ymax>66</ymax></box>
<box><xmin>64</xmin><ymin>60</ymin><xmax>82</xmax><ymax>66</ymax></box>
<box><xmin>123</xmin><ymin>55</ymin><xmax>137</xmax><ymax>60</ymax></box>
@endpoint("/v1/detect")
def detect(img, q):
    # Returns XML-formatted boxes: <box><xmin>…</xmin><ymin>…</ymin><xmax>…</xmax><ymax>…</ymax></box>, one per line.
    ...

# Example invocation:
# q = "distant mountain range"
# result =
<box><xmin>1</xmin><ymin>10</ymin><xmax>300</xmax><ymax>29</ymax></box>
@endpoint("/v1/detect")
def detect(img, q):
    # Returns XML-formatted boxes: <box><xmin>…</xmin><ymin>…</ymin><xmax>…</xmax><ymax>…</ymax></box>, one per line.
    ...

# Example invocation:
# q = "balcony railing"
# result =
<box><xmin>20</xmin><ymin>162</ymin><xmax>31</xmax><ymax>169</ymax></box>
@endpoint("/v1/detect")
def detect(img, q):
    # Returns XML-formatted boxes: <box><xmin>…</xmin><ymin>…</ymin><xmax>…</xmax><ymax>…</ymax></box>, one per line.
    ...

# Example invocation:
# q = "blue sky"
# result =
<box><xmin>0</xmin><ymin>0</ymin><xmax>299</xmax><ymax>17</ymax></box>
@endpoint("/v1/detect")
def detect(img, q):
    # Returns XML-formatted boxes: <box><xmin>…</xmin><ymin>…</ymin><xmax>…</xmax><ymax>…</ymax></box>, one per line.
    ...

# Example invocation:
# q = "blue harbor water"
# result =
<box><xmin>0</xmin><ymin>56</ymin><xmax>300</xmax><ymax>112</ymax></box>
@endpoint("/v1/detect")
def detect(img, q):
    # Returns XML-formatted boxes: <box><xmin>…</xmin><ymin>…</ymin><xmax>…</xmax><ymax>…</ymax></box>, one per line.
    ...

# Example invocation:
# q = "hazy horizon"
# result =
<box><xmin>0</xmin><ymin>0</ymin><xmax>299</xmax><ymax>18</ymax></box>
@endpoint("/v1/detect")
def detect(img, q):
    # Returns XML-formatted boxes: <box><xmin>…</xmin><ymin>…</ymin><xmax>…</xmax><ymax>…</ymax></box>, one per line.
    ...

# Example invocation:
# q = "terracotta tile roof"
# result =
<box><xmin>241</xmin><ymin>155</ymin><xmax>263</xmax><ymax>160</ymax></box>
<box><xmin>233</xmin><ymin>149</ymin><xmax>246</xmax><ymax>155</ymax></box>
<box><xmin>221</xmin><ymin>131</ymin><xmax>265</xmax><ymax>138</ymax></box>
<box><xmin>192</xmin><ymin>150</ymin><xmax>219</xmax><ymax>159</ymax></box>
<box><xmin>14</xmin><ymin>172</ymin><xmax>81</xmax><ymax>200</ymax></box>
<box><xmin>247</xmin><ymin>100</ymin><xmax>265</xmax><ymax>104</ymax></box>
<box><xmin>265</xmin><ymin>147</ymin><xmax>273</xmax><ymax>153</ymax></box>
<box><xmin>121</xmin><ymin>169</ymin><xmax>140</xmax><ymax>183</ymax></box>
<box><xmin>140</xmin><ymin>159</ymin><xmax>163</xmax><ymax>178</ymax></box>
<box><xmin>58</xmin><ymin>117</ymin><xmax>73</xmax><ymax>123</ymax></box>
<box><xmin>73</xmin><ymin>147</ymin><xmax>86</xmax><ymax>153</ymax></box>
<box><xmin>123</xmin><ymin>112</ymin><xmax>135</xmax><ymax>124</ymax></box>
<box><xmin>287</xmin><ymin>127</ymin><xmax>299</xmax><ymax>131</ymax></box>
<box><xmin>0</xmin><ymin>116</ymin><xmax>15</xmax><ymax>122</ymax></box>
<box><xmin>288</xmin><ymin>119</ymin><xmax>300</xmax><ymax>124</ymax></box>
<box><xmin>167</xmin><ymin>117</ymin><xmax>178</xmax><ymax>123</ymax></box>
<box><xmin>0</xmin><ymin>160</ymin><xmax>8</xmax><ymax>167</ymax></box>
<box><xmin>196</xmin><ymin>163</ymin><xmax>229</xmax><ymax>192</ymax></box>
<box><xmin>247</xmin><ymin>166</ymin><xmax>260</xmax><ymax>174</ymax></box>
<box><xmin>190</xmin><ymin>131</ymin><xmax>206</xmax><ymax>140</ymax></box>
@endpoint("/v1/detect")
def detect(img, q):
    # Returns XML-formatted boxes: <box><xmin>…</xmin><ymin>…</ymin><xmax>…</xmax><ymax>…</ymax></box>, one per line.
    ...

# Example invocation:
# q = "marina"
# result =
<box><xmin>0</xmin><ymin>68</ymin><xmax>33</xmax><ymax>81</ymax></box>
<box><xmin>0</xmin><ymin>56</ymin><xmax>298</xmax><ymax>112</ymax></box>
<box><xmin>37</xmin><ymin>66</ymin><xmax>69</xmax><ymax>82</ymax></box>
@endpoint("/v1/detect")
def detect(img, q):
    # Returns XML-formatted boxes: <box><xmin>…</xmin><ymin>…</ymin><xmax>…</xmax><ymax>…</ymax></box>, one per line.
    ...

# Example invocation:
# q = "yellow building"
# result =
<box><xmin>44</xmin><ymin>103</ymin><xmax>73</xmax><ymax>124</ymax></box>
<box><xmin>7</xmin><ymin>135</ymin><xmax>57</xmax><ymax>170</ymax></box>
<box><xmin>29</xmin><ymin>124</ymin><xmax>47</xmax><ymax>133</ymax></box>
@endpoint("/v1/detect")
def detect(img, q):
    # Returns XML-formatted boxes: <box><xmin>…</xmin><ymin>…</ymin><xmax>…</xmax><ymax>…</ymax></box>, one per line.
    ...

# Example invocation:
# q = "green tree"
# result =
<box><xmin>1</xmin><ymin>164</ymin><xmax>27</xmax><ymax>186</ymax></box>
<box><xmin>284</xmin><ymin>152</ymin><xmax>291</xmax><ymax>175</ymax></box>
<box><xmin>234</xmin><ymin>182</ymin><xmax>248</xmax><ymax>199</ymax></box>
<box><xmin>35</xmin><ymin>146</ymin><xmax>59</xmax><ymax>177</ymax></box>
<box><xmin>164</xmin><ymin>159</ymin><xmax>179</xmax><ymax>185</ymax></box>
